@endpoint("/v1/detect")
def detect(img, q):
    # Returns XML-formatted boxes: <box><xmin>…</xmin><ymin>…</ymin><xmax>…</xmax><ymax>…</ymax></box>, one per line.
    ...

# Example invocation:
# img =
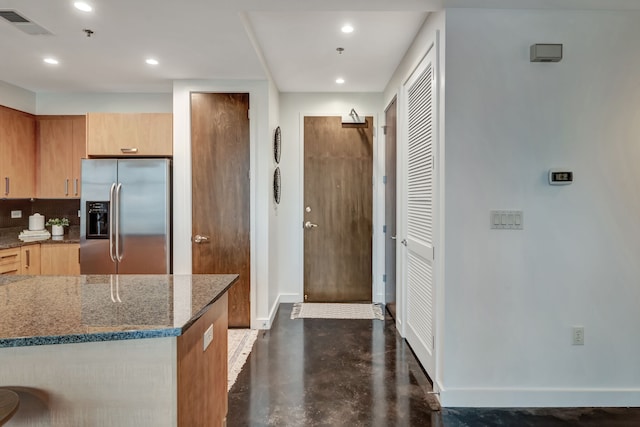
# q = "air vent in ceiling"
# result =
<box><xmin>0</xmin><ymin>10</ymin><xmax>29</xmax><ymax>23</ymax></box>
<box><xmin>0</xmin><ymin>10</ymin><xmax>52</xmax><ymax>35</ymax></box>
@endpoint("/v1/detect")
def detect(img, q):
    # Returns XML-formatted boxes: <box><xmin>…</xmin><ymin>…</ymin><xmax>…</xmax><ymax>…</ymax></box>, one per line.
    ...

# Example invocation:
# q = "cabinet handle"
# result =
<box><xmin>4</xmin><ymin>177</ymin><xmax>9</xmax><ymax>196</ymax></box>
<box><xmin>0</xmin><ymin>254</ymin><xmax>18</xmax><ymax>260</ymax></box>
<box><xmin>65</xmin><ymin>179</ymin><xmax>69</xmax><ymax>196</ymax></box>
<box><xmin>25</xmin><ymin>249</ymin><xmax>30</xmax><ymax>268</ymax></box>
<box><xmin>74</xmin><ymin>178</ymin><xmax>78</xmax><ymax>196</ymax></box>
<box><xmin>120</xmin><ymin>148</ymin><xmax>138</xmax><ymax>154</ymax></box>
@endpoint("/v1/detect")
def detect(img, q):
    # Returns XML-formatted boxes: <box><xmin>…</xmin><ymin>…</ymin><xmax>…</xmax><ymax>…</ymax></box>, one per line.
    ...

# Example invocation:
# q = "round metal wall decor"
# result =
<box><xmin>273</xmin><ymin>167</ymin><xmax>281</xmax><ymax>204</ymax></box>
<box><xmin>273</xmin><ymin>126</ymin><xmax>281</xmax><ymax>164</ymax></box>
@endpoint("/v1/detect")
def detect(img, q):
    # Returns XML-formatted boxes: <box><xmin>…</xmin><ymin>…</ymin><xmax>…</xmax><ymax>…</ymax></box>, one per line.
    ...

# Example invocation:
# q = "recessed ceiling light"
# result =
<box><xmin>74</xmin><ymin>2</ymin><xmax>92</xmax><ymax>12</ymax></box>
<box><xmin>145</xmin><ymin>58</ymin><xmax>159</xmax><ymax>65</ymax></box>
<box><xmin>336</xmin><ymin>78</ymin><xmax>345</xmax><ymax>84</ymax></box>
<box><xmin>43</xmin><ymin>57</ymin><xmax>59</xmax><ymax>65</ymax></box>
<box><xmin>341</xmin><ymin>24</ymin><xmax>354</xmax><ymax>33</ymax></box>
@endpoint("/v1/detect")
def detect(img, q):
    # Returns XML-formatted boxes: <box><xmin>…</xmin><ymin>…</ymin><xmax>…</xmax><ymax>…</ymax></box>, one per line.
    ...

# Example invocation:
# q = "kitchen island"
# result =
<box><xmin>0</xmin><ymin>274</ymin><xmax>237</xmax><ymax>426</ymax></box>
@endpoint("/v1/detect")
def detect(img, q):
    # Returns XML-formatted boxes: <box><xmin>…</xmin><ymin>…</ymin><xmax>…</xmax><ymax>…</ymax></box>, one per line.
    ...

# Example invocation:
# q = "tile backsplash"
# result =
<box><xmin>0</xmin><ymin>199</ymin><xmax>81</xmax><ymax>229</ymax></box>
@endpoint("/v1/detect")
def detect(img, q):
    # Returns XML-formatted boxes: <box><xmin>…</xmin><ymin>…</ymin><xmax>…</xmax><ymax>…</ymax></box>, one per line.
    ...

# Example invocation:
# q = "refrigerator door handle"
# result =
<box><xmin>115</xmin><ymin>183</ymin><xmax>123</xmax><ymax>262</ymax></box>
<box><xmin>109</xmin><ymin>183</ymin><xmax>117</xmax><ymax>262</ymax></box>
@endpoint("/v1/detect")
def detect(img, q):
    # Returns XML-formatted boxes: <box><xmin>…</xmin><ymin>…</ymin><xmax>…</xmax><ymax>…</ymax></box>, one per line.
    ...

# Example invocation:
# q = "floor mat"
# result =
<box><xmin>228</xmin><ymin>329</ymin><xmax>258</xmax><ymax>391</ymax></box>
<box><xmin>290</xmin><ymin>303</ymin><xmax>385</xmax><ymax>320</ymax></box>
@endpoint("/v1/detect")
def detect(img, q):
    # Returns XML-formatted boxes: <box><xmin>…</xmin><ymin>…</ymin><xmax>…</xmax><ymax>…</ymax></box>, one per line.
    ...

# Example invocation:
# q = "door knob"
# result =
<box><xmin>304</xmin><ymin>221</ymin><xmax>318</xmax><ymax>230</ymax></box>
<box><xmin>193</xmin><ymin>234</ymin><xmax>210</xmax><ymax>243</ymax></box>
<box><xmin>401</xmin><ymin>239</ymin><xmax>408</xmax><ymax>246</ymax></box>
<box><xmin>391</xmin><ymin>236</ymin><xmax>397</xmax><ymax>240</ymax></box>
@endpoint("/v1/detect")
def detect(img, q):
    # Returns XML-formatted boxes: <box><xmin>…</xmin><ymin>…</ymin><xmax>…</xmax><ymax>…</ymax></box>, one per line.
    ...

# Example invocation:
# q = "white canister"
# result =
<box><xmin>29</xmin><ymin>213</ymin><xmax>45</xmax><ymax>231</ymax></box>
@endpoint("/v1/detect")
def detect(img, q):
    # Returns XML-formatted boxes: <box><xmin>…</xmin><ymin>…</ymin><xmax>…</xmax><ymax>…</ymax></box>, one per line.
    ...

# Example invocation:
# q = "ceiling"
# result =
<box><xmin>0</xmin><ymin>0</ymin><xmax>439</xmax><ymax>94</ymax></box>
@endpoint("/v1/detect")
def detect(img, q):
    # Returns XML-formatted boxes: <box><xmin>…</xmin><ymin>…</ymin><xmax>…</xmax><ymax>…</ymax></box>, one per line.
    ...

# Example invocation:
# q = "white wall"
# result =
<box><xmin>440</xmin><ymin>8</ymin><xmax>640</xmax><ymax>407</ymax></box>
<box><xmin>0</xmin><ymin>80</ymin><xmax>36</xmax><ymax>113</ymax></box>
<box><xmin>277</xmin><ymin>93</ymin><xmax>384</xmax><ymax>303</ymax></box>
<box><xmin>36</xmin><ymin>93</ymin><xmax>172</xmax><ymax>114</ymax></box>
<box><xmin>267</xmin><ymin>79</ymin><xmax>281</xmax><ymax>326</ymax></box>
<box><xmin>172</xmin><ymin>80</ymin><xmax>272</xmax><ymax>330</ymax></box>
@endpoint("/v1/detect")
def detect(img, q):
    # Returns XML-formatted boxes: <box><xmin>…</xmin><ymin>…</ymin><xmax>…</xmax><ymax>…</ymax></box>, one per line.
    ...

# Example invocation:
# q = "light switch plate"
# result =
<box><xmin>203</xmin><ymin>324</ymin><xmax>214</xmax><ymax>351</ymax></box>
<box><xmin>490</xmin><ymin>210</ymin><xmax>523</xmax><ymax>230</ymax></box>
<box><xmin>11</xmin><ymin>210</ymin><xmax>22</xmax><ymax>219</ymax></box>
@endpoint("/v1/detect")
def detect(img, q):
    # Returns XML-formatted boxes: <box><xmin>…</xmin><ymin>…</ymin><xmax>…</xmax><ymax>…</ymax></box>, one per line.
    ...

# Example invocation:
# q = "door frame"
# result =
<box><xmin>173</xmin><ymin>81</ymin><xmax>267</xmax><ymax>330</ymax></box>
<box><xmin>298</xmin><ymin>112</ymin><xmax>384</xmax><ymax>304</ymax></box>
<box><xmin>383</xmin><ymin>96</ymin><xmax>398</xmax><ymax>319</ymax></box>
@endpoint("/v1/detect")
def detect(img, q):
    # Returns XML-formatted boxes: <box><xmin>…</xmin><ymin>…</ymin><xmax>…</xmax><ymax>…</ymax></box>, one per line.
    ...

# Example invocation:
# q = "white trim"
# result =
<box><xmin>439</xmin><ymin>387</ymin><xmax>640</xmax><ymax>408</ymax></box>
<box><xmin>433</xmin><ymin>28</ymin><xmax>447</xmax><ymax>397</ymax></box>
<box><xmin>257</xmin><ymin>293</ymin><xmax>282</xmax><ymax>329</ymax></box>
<box><xmin>297</xmin><ymin>112</ymin><xmax>381</xmax><ymax>303</ymax></box>
<box><xmin>402</xmin><ymin>41</ymin><xmax>435</xmax><ymax>87</ymax></box>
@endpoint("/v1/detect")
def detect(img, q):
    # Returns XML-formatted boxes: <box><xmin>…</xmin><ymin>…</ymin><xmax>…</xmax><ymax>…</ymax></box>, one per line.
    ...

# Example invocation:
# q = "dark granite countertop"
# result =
<box><xmin>0</xmin><ymin>274</ymin><xmax>238</xmax><ymax>348</ymax></box>
<box><xmin>0</xmin><ymin>225</ymin><xmax>80</xmax><ymax>249</ymax></box>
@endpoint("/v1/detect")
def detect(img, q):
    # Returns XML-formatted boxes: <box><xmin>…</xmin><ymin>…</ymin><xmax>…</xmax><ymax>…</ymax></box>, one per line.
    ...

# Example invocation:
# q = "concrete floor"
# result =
<box><xmin>228</xmin><ymin>304</ymin><xmax>640</xmax><ymax>426</ymax></box>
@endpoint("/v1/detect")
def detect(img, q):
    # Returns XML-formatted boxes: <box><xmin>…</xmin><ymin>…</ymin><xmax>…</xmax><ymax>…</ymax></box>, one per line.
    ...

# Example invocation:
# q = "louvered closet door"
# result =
<box><xmin>403</xmin><ymin>46</ymin><xmax>436</xmax><ymax>377</ymax></box>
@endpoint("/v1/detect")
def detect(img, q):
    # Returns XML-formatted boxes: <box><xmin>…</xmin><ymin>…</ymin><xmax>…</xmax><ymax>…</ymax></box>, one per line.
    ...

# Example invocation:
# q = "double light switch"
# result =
<box><xmin>490</xmin><ymin>210</ymin><xmax>523</xmax><ymax>230</ymax></box>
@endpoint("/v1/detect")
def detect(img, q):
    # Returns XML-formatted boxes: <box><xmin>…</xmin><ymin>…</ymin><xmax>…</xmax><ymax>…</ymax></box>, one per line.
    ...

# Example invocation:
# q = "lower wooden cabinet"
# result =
<box><xmin>1</xmin><ymin>243</ymin><xmax>79</xmax><ymax>276</ymax></box>
<box><xmin>40</xmin><ymin>243</ymin><xmax>81</xmax><ymax>275</ymax></box>
<box><xmin>0</xmin><ymin>247</ymin><xmax>21</xmax><ymax>275</ymax></box>
<box><xmin>21</xmin><ymin>245</ymin><xmax>41</xmax><ymax>275</ymax></box>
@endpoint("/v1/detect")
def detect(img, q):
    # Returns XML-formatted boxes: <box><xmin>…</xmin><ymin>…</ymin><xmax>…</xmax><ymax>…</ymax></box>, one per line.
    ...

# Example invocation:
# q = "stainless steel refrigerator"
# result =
<box><xmin>80</xmin><ymin>159</ymin><xmax>171</xmax><ymax>274</ymax></box>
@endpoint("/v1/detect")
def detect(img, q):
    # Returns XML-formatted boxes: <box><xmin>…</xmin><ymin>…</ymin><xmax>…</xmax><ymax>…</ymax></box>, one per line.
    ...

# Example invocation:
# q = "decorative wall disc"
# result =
<box><xmin>274</xmin><ymin>126</ymin><xmax>281</xmax><ymax>164</ymax></box>
<box><xmin>273</xmin><ymin>167</ymin><xmax>281</xmax><ymax>204</ymax></box>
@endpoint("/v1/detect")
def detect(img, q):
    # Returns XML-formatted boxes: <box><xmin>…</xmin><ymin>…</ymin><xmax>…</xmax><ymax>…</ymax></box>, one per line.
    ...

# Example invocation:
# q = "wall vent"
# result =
<box><xmin>0</xmin><ymin>10</ymin><xmax>52</xmax><ymax>35</ymax></box>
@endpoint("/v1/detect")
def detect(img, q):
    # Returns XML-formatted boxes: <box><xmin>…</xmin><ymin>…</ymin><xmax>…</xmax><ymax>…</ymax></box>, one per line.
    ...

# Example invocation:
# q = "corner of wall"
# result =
<box><xmin>0</xmin><ymin>80</ymin><xmax>36</xmax><ymax>113</ymax></box>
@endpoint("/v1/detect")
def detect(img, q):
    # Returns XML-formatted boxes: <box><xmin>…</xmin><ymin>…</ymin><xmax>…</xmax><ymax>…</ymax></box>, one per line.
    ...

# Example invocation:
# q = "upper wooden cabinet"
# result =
<box><xmin>86</xmin><ymin>113</ymin><xmax>173</xmax><ymax>157</ymax></box>
<box><xmin>37</xmin><ymin>115</ymin><xmax>86</xmax><ymax>198</ymax></box>
<box><xmin>0</xmin><ymin>106</ymin><xmax>36</xmax><ymax>198</ymax></box>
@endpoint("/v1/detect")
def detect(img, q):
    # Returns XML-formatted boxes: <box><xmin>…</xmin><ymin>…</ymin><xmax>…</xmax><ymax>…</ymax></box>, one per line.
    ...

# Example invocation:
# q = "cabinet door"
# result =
<box><xmin>37</xmin><ymin>117</ymin><xmax>74</xmax><ymax>198</ymax></box>
<box><xmin>21</xmin><ymin>244</ymin><xmax>41</xmax><ymax>275</ymax></box>
<box><xmin>86</xmin><ymin>113</ymin><xmax>172</xmax><ymax>156</ymax></box>
<box><xmin>0</xmin><ymin>107</ymin><xmax>36</xmax><ymax>198</ymax></box>
<box><xmin>0</xmin><ymin>247</ymin><xmax>21</xmax><ymax>275</ymax></box>
<box><xmin>40</xmin><ymin>244</ymin><xmax>80</xmax><ymax>275</ymax></box>
<box><xmin>71</xmin><ymin>116</ymin><xmax>87</xmax><ymax>197</ymax></box>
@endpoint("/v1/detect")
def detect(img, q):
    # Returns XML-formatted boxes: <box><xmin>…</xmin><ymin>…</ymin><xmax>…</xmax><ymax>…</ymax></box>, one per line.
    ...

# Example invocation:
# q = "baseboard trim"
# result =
<box><xmin>439</xmin><ymin>387</ymin><xmax>640</xmax><ymax>408</ymax></box>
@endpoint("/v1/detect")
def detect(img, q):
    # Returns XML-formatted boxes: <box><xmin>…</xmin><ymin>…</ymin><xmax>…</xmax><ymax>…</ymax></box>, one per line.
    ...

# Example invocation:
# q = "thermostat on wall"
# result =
<box><xmin>549</xmin><ymin>169</ymin><xmax>573</xmax><ymax>185</ymax></box>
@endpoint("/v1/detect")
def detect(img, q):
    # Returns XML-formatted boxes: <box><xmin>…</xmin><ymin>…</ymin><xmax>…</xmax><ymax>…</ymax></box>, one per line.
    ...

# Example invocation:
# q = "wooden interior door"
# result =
<box><xmin>303</xmin><ymin>116</ymin><xmax>373</xmax><ymax>302</ymax></box>
<box><xmin>191</xmin><ymin>93</ymin><xmax>250</xmax><ymax>327</ymax></box>
<box><xmin>384</xmin><ymin>99</ymin><xmax>398</xmax><ymax>319</ymax></box>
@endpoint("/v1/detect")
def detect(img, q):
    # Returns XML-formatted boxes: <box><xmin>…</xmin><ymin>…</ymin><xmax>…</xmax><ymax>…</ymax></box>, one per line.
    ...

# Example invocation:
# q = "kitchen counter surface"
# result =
<box><xmin>0</xmin><ymin>225</ymin><xmax>80</xmax><ymax>249</ymax></box>
<box><xmin>0</xmin><ymin>274</ymin><xmax>238</xmax><ymax>348</ymax></box>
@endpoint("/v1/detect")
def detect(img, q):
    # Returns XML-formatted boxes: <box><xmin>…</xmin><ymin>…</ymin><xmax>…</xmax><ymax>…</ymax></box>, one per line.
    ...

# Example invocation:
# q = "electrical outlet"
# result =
<box><xmin>572</xmin><ymin>326</ymin><xmax>584</xmax><ymax>345</ymax></box>
<box><xmin>11</xmin><ymin>210</ymin><xmax>22</xmax><ymax>219</ymax></box>
<box><xmin>203</xmin><ymin>324</ymin><xmax>214</xmax><ymax>351</ymax></box>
